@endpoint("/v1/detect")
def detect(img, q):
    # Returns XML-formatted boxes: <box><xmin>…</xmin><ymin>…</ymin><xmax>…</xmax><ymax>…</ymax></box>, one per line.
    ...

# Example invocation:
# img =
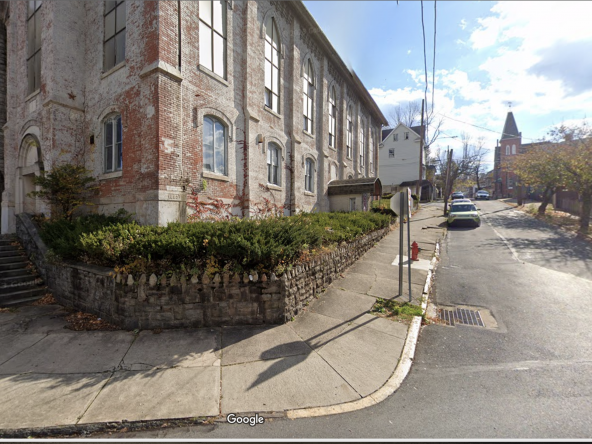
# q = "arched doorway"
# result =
<box><xmin>17</xmin><ymin>134</ymin><xmax>44</xmax><ymax>215</ymax></box>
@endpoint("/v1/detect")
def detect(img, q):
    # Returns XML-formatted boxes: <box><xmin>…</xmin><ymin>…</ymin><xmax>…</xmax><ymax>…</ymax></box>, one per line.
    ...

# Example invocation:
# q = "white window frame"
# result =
<box><xmin>203</xmin><ymin>116</ymin><xmax>227</xmax><ymax>175</ymax></box>
<box><xmin>404</xmin><ymin>131</ymin><xmax>409</xmax><ymax>140</ymax></box>
<box><xmin>267</xmin><ymin>143</ymin><xmax>281</xmax><ymax>186</ymax></box>
<box><xmin>346</xmin><ymin>105</ymin><xmax>353</xmax><ymax>158</ymax></box>
<box><xmin>394</xmin><ymin>133</ymin><xmax>398</xmax><ymax>141</ymax></box>
<box><xmin>305</xmin><ymin>158</ymin><xmax>315</xmax><ymax>193</ymax></box>
<box><xmin>359</xmin><ymin>121</ymin><xmax>365</xmax><ymax>167</ymax></box>
<box><xmin>506</xmin><ymin>145</ymin><xmax>510</xmax><ymax>155</ymax></box>
<box><xmin>303</xmin><ymin>59</ymin><xmax>314</xmax><ymax>133</ymax></box>
<box><xmin>328</xmin><ymin>87</ymin><xmax>336</xmax><ymax>148</ymax></box>
<box><xmin>104</xmin><ymin>114</ymin><xmax>123</xmax><ymax>173</ymax></box>
<box><xmin>27</xmin><ymin>1</ymin><xmax>42</xmax><ymax>94</ymax></box>
<box><xmin>388</xmin><ymin>148</ymin><xmax>395</xmax><ymax>158</ymax></box>
<box><xmin>264</xmin><ymin>16</ymin><xmax>280</xmax><ymax>112</ymax></box>
<box><xmin>199</xmin><ymin>0</ymin><xmax>227</xmax><ymax>78</ymax></box>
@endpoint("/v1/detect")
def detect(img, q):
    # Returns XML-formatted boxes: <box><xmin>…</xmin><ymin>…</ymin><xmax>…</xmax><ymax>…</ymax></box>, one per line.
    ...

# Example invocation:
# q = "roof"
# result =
<box><xmin>501</xmin><ymin>112</ymin><xmax>520</xmax><ymax>140</ymax></box>
<box><xmin>327</xmin><ymin>177</ymin><xmax>382</xmax><ymax>196</ymax></box>
<box><xmin>291</xmin><ymin>2</ymin><xmax>388</xmax><ymax>127</ymax></box>
<box><xmin>381</xmin><ymin>123</ymin><xmax>423</xmax><ymax>142</ymax></box>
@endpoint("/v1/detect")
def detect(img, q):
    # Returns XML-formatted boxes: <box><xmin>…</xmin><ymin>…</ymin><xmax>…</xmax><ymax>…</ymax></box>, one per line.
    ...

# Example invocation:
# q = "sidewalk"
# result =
<box><xmin>0</xmin><ymin>204</ymin><xmax>446</xmax><ymax>437</ymax></box>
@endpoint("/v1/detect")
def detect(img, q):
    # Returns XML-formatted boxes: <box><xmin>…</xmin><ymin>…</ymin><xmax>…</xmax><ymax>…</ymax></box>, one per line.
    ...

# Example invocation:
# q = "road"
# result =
<box><xmin>94</xmin><ymin>200</ymin><xmax>592</xmax><ymax>440</ymax></box>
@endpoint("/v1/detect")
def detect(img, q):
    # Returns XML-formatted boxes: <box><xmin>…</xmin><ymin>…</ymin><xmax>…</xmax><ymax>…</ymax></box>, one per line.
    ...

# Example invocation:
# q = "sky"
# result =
<box><xmin>302</xmin><ymin>1</ymin><xmax>592</xmax><ymax>171</ymax></box>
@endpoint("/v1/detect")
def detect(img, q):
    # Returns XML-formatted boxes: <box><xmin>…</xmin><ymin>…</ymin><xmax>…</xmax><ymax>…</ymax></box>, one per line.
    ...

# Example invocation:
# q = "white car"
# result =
<box><xmin>475</xmin><ymin>190</ymin><xmax>490</xmax><ymax>200</ymax></box>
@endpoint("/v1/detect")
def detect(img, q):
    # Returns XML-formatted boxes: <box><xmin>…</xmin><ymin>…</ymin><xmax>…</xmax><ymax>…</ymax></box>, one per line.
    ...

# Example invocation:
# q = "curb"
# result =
<box><xmin>286</xmin><ymin>237</ymin><xmax>442</xmax><ymax>420</ymax></box>
<box><xmin>0</xmin><ymin>229</ymin><xmax>444</xmax><ymax>437</ymax></box>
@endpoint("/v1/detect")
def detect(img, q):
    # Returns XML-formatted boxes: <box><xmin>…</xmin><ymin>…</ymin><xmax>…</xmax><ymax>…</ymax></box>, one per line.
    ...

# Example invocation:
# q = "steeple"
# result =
<box><xmin>501</xmin><ymin>111</ymin><xmax>520</xmax><ymax>140</ymax></box>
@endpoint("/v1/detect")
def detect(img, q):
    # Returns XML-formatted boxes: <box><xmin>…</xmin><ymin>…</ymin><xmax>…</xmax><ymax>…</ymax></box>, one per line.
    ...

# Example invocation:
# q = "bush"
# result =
<box><xmin>40</xmin><ymin>211</ymin><xmax>390</xmax><ymax>277</ymax></box>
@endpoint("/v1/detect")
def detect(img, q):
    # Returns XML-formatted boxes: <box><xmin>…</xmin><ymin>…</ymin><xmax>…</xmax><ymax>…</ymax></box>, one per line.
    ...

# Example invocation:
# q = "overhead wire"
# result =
<box><xmin>435</xmin><ymin>112</ymin><xmax>537</xmax><ymax>142</ymax></box>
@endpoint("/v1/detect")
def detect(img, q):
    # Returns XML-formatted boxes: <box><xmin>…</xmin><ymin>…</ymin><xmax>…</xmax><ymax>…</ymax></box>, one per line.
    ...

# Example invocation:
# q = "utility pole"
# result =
<box><xmin>416</xmin><ymin>99</ymin><xmax>425</xmax><ymax>201</ymax></box>
<box><xmin>443</xmin><ymin>147</ymin><xmax>453</xmax><ymax>216</ymax></box>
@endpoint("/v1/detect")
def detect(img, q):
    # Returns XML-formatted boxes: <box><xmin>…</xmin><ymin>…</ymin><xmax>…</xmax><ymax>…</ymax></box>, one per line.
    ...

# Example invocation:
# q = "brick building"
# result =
<box><xmin>0</xmin><ymin>1</ymin><xmax>387</xmax><ymax>233</ymax></box>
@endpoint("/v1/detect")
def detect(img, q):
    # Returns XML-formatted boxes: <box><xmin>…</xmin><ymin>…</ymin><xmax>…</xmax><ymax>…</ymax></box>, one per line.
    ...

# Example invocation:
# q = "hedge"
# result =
<box><xmin>38</xmin><ymin>211</ymin><xmax>391</xmax><ymax>277</ymax></box>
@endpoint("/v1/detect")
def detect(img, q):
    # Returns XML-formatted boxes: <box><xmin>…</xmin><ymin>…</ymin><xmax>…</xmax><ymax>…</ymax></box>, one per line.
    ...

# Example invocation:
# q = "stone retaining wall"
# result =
<box><xmin>16</xmin><ymin>213</ymin><xmax>389</xmax><ymax>330</ymax></box>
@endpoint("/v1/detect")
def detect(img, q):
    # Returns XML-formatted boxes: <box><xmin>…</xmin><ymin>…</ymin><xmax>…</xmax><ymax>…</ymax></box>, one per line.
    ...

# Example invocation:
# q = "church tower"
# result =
<box><xmin>495</xmin><ymin>111</ymin><xmax>522</xmax><ymax>198</ymax></box>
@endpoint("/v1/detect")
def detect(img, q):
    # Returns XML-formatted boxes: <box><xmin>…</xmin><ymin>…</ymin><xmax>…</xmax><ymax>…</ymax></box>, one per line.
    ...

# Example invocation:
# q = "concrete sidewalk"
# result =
<box><xmin>0</xmin><ymin>204</ymin><xmax>446</xmax><ymax>436</ymax></box>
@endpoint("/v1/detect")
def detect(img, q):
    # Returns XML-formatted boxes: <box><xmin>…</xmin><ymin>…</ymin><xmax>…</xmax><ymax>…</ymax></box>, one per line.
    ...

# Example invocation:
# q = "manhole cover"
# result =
<box><xmin>437</xmin><ymin>307</ymin><xmax>484</xmax><ymax>327</ymax></box>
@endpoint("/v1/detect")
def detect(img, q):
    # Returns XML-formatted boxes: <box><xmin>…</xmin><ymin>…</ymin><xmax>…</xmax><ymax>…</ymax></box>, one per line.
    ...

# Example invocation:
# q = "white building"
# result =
<box><xmin>378</xmin><ymin>123</ymin><xmax>426</xmax><ymax>197</ymax></box>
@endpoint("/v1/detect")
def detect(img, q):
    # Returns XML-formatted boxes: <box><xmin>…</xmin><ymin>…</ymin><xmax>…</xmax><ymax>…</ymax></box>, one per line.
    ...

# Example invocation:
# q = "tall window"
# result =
<box><xmin>267</xmin><ymin>143</ymin><xmax>280</xmax><ymax>185</ymax></box>
<box><xmin>264</xmin><ymin>17</ymin><xmax>280</xmax><ymax>112</ymax></box>
<box><xmin>359</xmin><ymin>120</ymin><xmax>365</xmax><ymax>167</ymax></box>
<box><xmin>512</xmin><ymin>144</ymin><xmax>516</xmax><ymax>155</ymax></box>
<box><xmin>305</xmin><ymin>158</ymin><xmax>314</xmax><ymax>193</ymax></box>
<box><xmin>328</xmin><ymin>87</ymin><xmax>336</xmax><ymax>148</ymax></box>
<box><xmin>346</xmin><ymin>105</ymin><xmax>353</xmax><ymax>158</ymax></box>
<box><xmin>506</xmin><ymin>145</ymin><xmax>510</xmax><ymax>155</ymax></box>
<box><xmin>104</xmin><ymin>1</ymin><xmax>126</xmax><ymax>71</ymax></box>
<box><xmin>27</xmin><ymin>1</ymin><xmax>42</xmax><ymax>94</ymax></box>
<box><xmin>104</xmin><ymin>114</ymin><xmax>123</xmax><ymax>173</ymax></box>
<box><xmin>394</xmin><ymin>133</ymin><xmax>398</xmax><ymax>141</ymax></box>
<box><xmin>203</xmin><ymin>116</ymin><xmax>227</xmax><ymax>175</ymax></box>
<box><xmin>303</xmin><ymin>59</ymin><xmax>314</xmax><ymax>133</ymax></box>
<box><xmin>200</xmin><ymin>0</ymin><xmax>226</xmax><ymax>78</ymax></box>
<box><xmin>369</xmin><ymin>130</ymin><xmax>374</xmax><ymax>173</ymax></box>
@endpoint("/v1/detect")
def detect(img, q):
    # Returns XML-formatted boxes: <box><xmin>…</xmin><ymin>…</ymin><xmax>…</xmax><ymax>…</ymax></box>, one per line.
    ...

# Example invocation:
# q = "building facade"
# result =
<box><xmin>494</xmin><ymin>111</ymin><xmax>522</xmax><ymax>199</ymax></box>
<box><xmin>378</xmin><ymin>123</ymin><xmax>425</xmax><ymax>196</ymax></box>
<box><xmin>1</xmin><ymin>1</ymin><xmax>387</xmax><ymax>233</ymax></box>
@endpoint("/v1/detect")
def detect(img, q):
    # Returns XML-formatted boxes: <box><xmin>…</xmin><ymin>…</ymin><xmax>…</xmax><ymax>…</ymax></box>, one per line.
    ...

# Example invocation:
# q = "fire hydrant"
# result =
<box><xmin>411</xmin><ymin>241</ymin><xmax>420</xmax><ymax>261</ymax></box>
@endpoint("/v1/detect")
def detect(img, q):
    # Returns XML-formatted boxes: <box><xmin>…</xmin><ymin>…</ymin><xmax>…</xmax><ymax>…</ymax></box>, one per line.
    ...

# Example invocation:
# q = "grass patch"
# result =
<box><xmin>370</xmin><ymin>298</ymin><xmax>424</xmax><ymax>323</ymax></box>
<box><xmin>519</xmin><ymin>203</ymin><xmax>590</xmax><ymax>237</ymax></box>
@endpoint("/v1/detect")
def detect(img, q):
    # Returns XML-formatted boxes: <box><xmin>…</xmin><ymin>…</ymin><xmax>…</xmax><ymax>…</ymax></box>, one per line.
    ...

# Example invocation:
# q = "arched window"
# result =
<box><xmin>346</xmin><ymin>105</ymin><xmax>353</xmax><ymax>158</ymax></box>
<box><xmin>264</xmin><ymin>16</ymin><xmax>280</xmax><ymax>112</ymax></box>
<box><xmin>267</xmin><ymin>142</ymin><xmax>281</xmax><ymax>185</ymax></box>
<box><xmin>305</xmin><ymin>158</ymin><xmax>314</xmax><ymax>193</ymax></box>
<box><xmin>359</xmin><ymin>119</ymin><xmax>365</xmax><ymax>167</ymax></box>
<box><xmin>104</xmin><ymin>1</ymin><xmax>126</xmax><ymax>71</ymax></box>
<box><xmin>104</xmin><ymin>114</ymin><xmax>123</xmax><ymax>173</ymax></box>
<box><xmin>27</xmin><ymin>1</ymin><xmax>42</xmax><ymax>93</ymax></box>
<box><xmin>203</xmin><ymin>116</ymin><xmax>227</xmax><ymax>175</ymax></box>
<box><xmin>328</xmin><ymin>87</ymin><xmax>336</xmax><ymax>148</ymax></box>
<box><xmin>369</xmin><ymin>130</ymin><xmax>374</xmax><ymax>173</ymax></box>
<box><xmin>303</xmin><ymin>59</ymin><xmax>314</xmax><ymax>133</ymax></box>
<box><xmin>512</xmin><ymin>144</ymin><xmax>516</xmax><ymax>155</ymax></box>
<box><xmin>199</xmin><ymin>0</ymin><xmax>227</xmax><ymax>78</ymax></box>
<box><xmin>506</xmin><ymin>145</ymin><xmax>510</xmax><ymax>155</ymax></box>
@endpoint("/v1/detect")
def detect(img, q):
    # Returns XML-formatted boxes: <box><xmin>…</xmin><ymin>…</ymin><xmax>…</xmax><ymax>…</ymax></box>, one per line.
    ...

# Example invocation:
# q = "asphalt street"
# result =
<box><xmin>94</xmin><ymin>200</ymin><xmax>592</xmax><ymax>440</ymax></box>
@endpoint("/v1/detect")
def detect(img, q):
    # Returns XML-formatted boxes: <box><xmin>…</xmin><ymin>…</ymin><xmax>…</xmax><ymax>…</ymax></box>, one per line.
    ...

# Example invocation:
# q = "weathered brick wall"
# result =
<box><xmin>16</xmin><ymin>212</ymin><xmax>388</xmax><ymax>330</ymax></box>
<box><xmin>3</xmin><ymin>1</ymin><xmax>384</xmax><ymax>233</ymax></box>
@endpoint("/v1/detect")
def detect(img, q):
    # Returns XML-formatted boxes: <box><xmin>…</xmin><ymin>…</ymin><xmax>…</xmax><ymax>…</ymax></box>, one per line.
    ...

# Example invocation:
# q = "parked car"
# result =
<box><xmin>475</xmin><ymin>190</ymin><xmax>490</xmax><ymax>200</ymax></box>
<box><xmin>451</xmin><ymin>191</ymin><xmax>464</xmax><ymax>200</ymax></box>
<box><xmin>448</xmin><ymin>202</ymin><xmax>481</xmax><ymax>227</ymax></box>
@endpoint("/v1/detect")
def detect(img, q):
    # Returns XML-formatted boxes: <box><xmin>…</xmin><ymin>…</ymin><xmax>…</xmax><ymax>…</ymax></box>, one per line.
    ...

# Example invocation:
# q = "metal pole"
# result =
<box><xmin>407</xmin><ymin>192</ymin><xmax>412</xmax><ymax>303</ymax></box>
<box><xmin>399</xmin><ymin>191</ymin><xmax>404</xmax><ymax>296</ymax></box>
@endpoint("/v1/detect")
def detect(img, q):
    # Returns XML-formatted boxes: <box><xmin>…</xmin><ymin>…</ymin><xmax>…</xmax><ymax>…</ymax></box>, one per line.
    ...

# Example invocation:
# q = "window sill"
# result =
<box><xmin>266</xmin><ymin>184</ymin><xmax>282</xmax><ymax>191</ymax></box>
<box><xmin>25</xmin><ymin>89</ymin><xmax>41</xmax><ymax>102</ymax></box>
<box><xmin>101</xmin><ymin>62</ymin><xmax>126</xmax><ymax>79</ymax></box>
<box><xmin>263</xmin><ymin>106</ymin><xmax>281</xmax><ymax>119</ymax></box>
<box><xmin>99</xmin><ymin>170</ymin><xmax>123</xmax><ymax>180</ymax></box>
<box><xmin>304</xmin><ymin>191</ymin><xmax>315</xmax><ymax>197</ymax></box>
<box><xmin>198</xmin><ymin>64</ymin><xmax>229</xmax><ymax>86</ymax></box>
<box><xmin>303</xmin><ymin>130</ymin><xmax>314</xmax><ymax>140</ymax></box>
<box><xmin>203</xmin><ymin>171</ymin><xmax>230</xmax><ymax>182</ymax></box>
<box><xmin>328</xmin><ymin>145</ymin><xmax>337</xmax><ymax>151</ymax></box>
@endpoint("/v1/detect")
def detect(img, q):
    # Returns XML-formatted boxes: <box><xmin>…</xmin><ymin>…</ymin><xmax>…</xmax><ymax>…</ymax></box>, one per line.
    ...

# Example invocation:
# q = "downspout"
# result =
<box><xmin>178</xmin><ymin>1</ymin><xmax>185</xmax><ymax>221</ymax></box>
<box><xmin>242</xmin><ymin>2</ymin><xmax>250</xmax><ymax>218</ymax></box>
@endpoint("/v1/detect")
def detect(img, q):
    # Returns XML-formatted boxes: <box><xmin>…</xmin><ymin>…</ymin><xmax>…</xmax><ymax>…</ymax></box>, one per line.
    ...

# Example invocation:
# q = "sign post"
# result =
<box><xmin>398</xmin><ymin>191</ymin><xmax>404</xmax><ymax>296</ymax></box>
<box><xmin>407</xmin><ymin>191</ymin><xmax>412</xmax><ymax>302</ymax></box>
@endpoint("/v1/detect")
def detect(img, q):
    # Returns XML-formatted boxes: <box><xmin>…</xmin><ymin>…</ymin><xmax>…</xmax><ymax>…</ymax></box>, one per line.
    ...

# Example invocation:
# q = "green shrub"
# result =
<box><xmin>40</xmin><ymin>211</ymin><xmax>390</xmax><ymax>277</ymax></box>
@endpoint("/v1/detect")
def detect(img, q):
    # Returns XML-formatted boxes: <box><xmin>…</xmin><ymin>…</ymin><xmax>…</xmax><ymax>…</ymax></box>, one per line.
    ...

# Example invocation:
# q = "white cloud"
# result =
<box><xmin>407</xmin><ymin>49</ymin><xmax>412</xmax><ymax>55</ymax></box>
<box><xmin>459</xmin><ymin>19</ymin><xmax>467</xmax><ymax>31</ymax></box>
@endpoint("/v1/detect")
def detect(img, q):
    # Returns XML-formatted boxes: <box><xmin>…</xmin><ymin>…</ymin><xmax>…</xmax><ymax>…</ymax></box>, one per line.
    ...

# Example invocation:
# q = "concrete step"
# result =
<box><xmin>0</xmin><ymin>282</ymin><xmax>44</xmax><ymax>295</ymax></box>
<box><xmin>0</xmin><ymin>274</ymin><xmax>40</xmax><ymax>286</ymax></box>
<box><xmin>0</xmin><ymin>269</ymin><xmax>34</xmax><ymax>279</ymax></box>
<box><xmin>0</xmin><ymin>286</ymin><xmax>48</xmax><ymax>307</ymax></box>
<box><xmin>0</xmin><ymin>256</ymin><xmax>28</xmax><ymax>265</ymax></box>
<box><xmin>0</xmin><ymin>245</ymin><xmax>23</xmax><ymax>252</ymax></box>
<box><xmin>0</xmin><ymin>262</ymin><xmax>32</xmax><ymax>271</ymax></box>
<box><xmin>0</xmin><ymin>249</ymin><xmax>25</xmax><ymax>257</ymax></box>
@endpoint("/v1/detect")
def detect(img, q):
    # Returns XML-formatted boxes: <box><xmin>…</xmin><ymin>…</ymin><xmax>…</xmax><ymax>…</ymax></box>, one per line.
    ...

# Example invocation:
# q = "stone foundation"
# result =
<box><xmin>17</xmin><ymin>213</ymin><xmax>388</xmax><ymax>330</ymax></box>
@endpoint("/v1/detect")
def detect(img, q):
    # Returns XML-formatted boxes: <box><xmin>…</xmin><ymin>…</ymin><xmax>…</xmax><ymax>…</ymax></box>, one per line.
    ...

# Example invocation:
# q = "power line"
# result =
<box><xmin>435</xmin><ymin>112</ymin><xmax>537</xmax><ymax>142</ymax></box>
<box><xmin>432</xmin><ymin>1</ymin><xmax>436</xmax><ymax>116</ymax></box>
<box><xmin>420</xmin><ymin>0</ymin><xmax>429</xmax><ymax>143</ymax></box>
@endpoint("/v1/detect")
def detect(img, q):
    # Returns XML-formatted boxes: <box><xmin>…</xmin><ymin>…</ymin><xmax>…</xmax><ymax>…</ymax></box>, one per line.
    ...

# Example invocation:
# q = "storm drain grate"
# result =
<box><xmin>437</xmin><ymin>307</ymin><xmax>485</xmax><ymax>327</ymax></box>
